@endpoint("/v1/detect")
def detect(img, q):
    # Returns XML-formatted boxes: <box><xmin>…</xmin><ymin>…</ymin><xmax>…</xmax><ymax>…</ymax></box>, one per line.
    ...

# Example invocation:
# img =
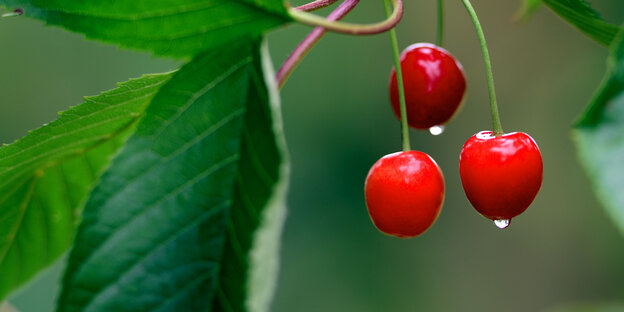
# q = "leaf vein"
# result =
<box><xmin>92</xmin><ymin>107</ymin><xmax>245</xmax><ymax>214</ymax></box>
<box><xmin>151</xmin><ymin>268</ymin><xmax>214</xmax><ymax>312</ymax></box>
<box><xmin>74</xmin><ymin>154</ymin><xmax>240</xmax><ymax>286</ymax></box>
<box><xmin>236</xmin><ymin>175</ymin><xmax>260</xmax><ymax>222</ymax></box>
<box><xmin>152</xmin><ymin>58</ymin><xmax>251</xmax><ymax>138</ymax></box>
<box><xmin>0</xmin><ymin>177</ymin><xmax>39</xmax><ymax>266</ymax></box>
<box><xmin>216</xmin><ymin>283</ymin><xmax>236</xmax><ymax>312</ymax></box>
<box><xmin>80</xmin><ymin>200</ymin><xmax>231</xmax><ymax>311</ymax></box>
<box><xmin>0</xmin><ymin>88</ymin><xmax>160</xmax><ymax>167</ymax></box>
<box><xmin>0</xmin><ymin>114</ymin><xmax>139</xmax><ymax>192</ymax></box>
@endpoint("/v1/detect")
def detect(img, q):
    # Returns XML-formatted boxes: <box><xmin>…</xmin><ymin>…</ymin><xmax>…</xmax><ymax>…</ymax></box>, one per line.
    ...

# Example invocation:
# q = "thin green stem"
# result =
<box><xmin>288</xmin><ymin>0</ymin><xmax>403</xmax><ymax>35</ymax></box>
<box><xmin>460</xmin><ymin>0</ymin><xmax>503</xmax><ymax>135</ymax></box>
<box><xmin>383</xmin><ymin>0</ymin><xmax>410</xmax><ymax>151</ymax></box>
<box><xmin>436</xmin><ymin>0</ymin><xmax>443</xmax><ymax>46</ymax></box>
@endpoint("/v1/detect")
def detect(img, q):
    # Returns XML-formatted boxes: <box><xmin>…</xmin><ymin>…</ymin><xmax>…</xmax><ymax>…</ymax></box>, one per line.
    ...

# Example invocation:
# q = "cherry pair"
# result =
<box><xmin>365</xmin><ymin>43</ymin><xmax>543</xmax><ymax>238</ymax></box>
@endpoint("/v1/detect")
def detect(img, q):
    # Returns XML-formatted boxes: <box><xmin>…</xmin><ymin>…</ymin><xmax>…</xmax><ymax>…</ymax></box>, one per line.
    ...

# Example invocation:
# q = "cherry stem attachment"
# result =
<box><xmin>460</xmin><ymin>0</ymin><xmax>503</xmax><ymax>135</ymax></box>
<box><xmin>436</xmin><ymin>0</ymin><xmax>444</xmax><ymax>46</ymax></box>
<box><xmin>277</xmin><ymin>0</ymin><xmax>360</xmax><ymax>89</ymax></box>
<box><xmin>383</xmin><ymin>0</ymin><xmax>410</xmax><ymax>151</ymax></box>
<box><xmin>296</xmin><ymin>0</ymin><xmax>339</xmax><ymax>11</ymax></box>
<box><xmin>288</xmin><ymin>0</ymin><xmax>403</xmax><ymax>35</ymax></box>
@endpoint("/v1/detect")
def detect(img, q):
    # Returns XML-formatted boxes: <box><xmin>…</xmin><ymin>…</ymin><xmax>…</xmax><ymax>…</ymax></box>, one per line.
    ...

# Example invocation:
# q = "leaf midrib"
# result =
<box><xmin>72</xmin><ymin>112</ymin><xmax>244</xmax><ymax>295</ymax></box>
<box><xmin>81</xmin><ymin>200</ymin><xmax>232</xmax><ymax>312</ymax></box>
<box><xmin>68</xmin><ymin>56</ymin><xmax>254</xmax><ymax>310</ymax></box>
<box><xmin>0</xmin><ymin>80</ymin><xmax>167</xmax><ymax>167</ymax></box>
<box><xmin>0</xmin><ymin>103</ymin><xmax>152</xmax><ymax>267</ymax></box>
<box><xmin>0</xmin><ymin>176</ymin><xmax>40</xmax><ymax>266</ymax></box>
<box><xmin>153</xmin><ymin>58</ymin><xmax>251</xmax><ymax>137</ymax></box>
<box><xmin>0</xmin><ymin>114</ymin><xmax>140</xmax><ymax>206</ymax></box>
<box><xmin>63</xmin><ymin>60</ymin><xmax>251</xmax><ymax>222</ymax></box>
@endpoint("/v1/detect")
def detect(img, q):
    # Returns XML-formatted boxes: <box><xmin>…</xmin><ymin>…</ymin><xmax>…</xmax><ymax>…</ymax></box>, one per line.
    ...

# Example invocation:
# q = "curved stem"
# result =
<box><xmin>296</xmin><ymin>0</ymin><xmax>339</xmax><ymax>11</ymax></box>
<box><xmin>460</xmin><ymin>0</ymin><xmax>503</xmax><ymax>135</ymax></box>
<box><xmin>383</xmin><ymin>0</ymin><xmax>410</xmax><ymax>151</ymax></box>
<box><xmin>288</xmin><ymin>0</ymin><xmax>403</xmax><ymax>35</ymax></box>
<box><xmin>436</xmin><ymin>0</ymin><xmax>443</xmax><ymax>46</ymax></box>
<box><xmin>277</xmin><ymin>0</ymin><xmax>360</xmax><ymax>89</ymax></box>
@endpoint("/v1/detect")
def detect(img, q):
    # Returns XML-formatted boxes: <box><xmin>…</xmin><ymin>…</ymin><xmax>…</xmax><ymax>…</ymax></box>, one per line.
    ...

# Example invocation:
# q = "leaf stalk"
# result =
<box><xmin>296</xmin><ymin>0</ymin><xmax>340</xmax><ymax>12</ymax></box>
<box><xmin>288</xmin><ymin>0</ymin><xmax>403</xmax><ymax>35</ymax></box>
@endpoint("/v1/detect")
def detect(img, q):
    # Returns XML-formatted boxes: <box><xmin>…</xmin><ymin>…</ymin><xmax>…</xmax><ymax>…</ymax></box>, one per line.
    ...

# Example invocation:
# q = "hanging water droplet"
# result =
<box><xmin>493</xmin><ymin>219</ymin><xmax>510</xmax><ymax>229</ymax></box>
<box><xmin>429</xmin><ymin>125</ymin><xmax>445</xmax><ymax>136</ymax></box>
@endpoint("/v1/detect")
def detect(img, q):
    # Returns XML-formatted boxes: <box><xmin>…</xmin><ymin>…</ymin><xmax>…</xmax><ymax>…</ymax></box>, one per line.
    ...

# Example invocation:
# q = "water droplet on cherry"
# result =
<box><xmin>429</xmin><ymin>125</ymin><xmax>445</xmax><ymax>136</ymax></box>
<box><xmin>494</xmin><ymin>219</ymin><xmax>510</xmax><ymax>229</ymax></box>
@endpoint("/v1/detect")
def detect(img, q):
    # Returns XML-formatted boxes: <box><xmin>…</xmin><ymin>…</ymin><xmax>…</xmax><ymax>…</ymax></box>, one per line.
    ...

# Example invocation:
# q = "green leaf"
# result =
<box><xmin>0</xmin><ymin>0</ymin><xmax>291</xmax><ymax>59</ymax></box>
<box><xmin>58</xmin><ymin>39</ymin><xmax>289</xmax><ymax>312</ymax></box>
<box><xmin>216</xmin><ymin>41</ymin><xmax>289</xmax><ymax>312</ymax></box>
<box><xmin>0</xmin><ymin>72</ymin><xmax>171</xmax><ymax>302</ymax></box>
<box><xmin>543</xmin><ymin>0</ymin><xmax>620</xmax><ymax>46</ymax></box>
<box><xmin>573</xmin><ymin>24</ymin><xmax>624</xmax><ymax>235</ymax></box>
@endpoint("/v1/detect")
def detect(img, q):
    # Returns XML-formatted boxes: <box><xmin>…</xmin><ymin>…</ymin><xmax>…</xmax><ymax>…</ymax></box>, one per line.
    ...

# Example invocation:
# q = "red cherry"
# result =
<box><xmin>459</xmin><ymin>131</ymin><xmax>543</xmax><ymax>226</ymax></box>
<box><xmin>364</xmin><ymin>151</ymin><xmax>445</xmax><ymax>238</ymax></box>
<box><xmin>389</xmin><ymin>43</ymin><xmax>467</xmax><ymax>129</ymax></box>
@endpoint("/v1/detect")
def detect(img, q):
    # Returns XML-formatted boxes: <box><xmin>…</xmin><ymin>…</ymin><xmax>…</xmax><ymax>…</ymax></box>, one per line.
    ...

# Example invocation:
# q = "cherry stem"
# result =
<box><xmin>460</xmin><ymin>0</ymin><xmax>503</xmax><ymax>135</ymax></box>
<box><xmin>277</xmin><ymin>0</ymin><xmax>360</xmax><ymax>89</ymax></box>
<box><xmin>436</xmin><ymin>0</ymin><xmax>443</xmax><ymax>46</ymax></box>
<box><xmin>288</xmin><ymin>0</ymin><xmax>403</xmax><ymax>35</ymax></box>
<box><xmin>296</xmin><ymin>0</ymin><xmax>340</xmax><ymax>11</ymax></box>
<box><xmin>383</xmin><ymin>0</ymin><xmax>410</xmax><ymax>151</ymax></box>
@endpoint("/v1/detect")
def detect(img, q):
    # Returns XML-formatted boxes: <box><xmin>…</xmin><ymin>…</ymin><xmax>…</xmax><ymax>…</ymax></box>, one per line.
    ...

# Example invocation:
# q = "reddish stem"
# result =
<box><xmin>296</xmin><ymin>0</ymin><xmax>340</xmax><ymax>11</ymax></box>
<box><xmin>277</xmin><ymin>0</ymin><xmax>360</xmax><ymax>89</ymax></box>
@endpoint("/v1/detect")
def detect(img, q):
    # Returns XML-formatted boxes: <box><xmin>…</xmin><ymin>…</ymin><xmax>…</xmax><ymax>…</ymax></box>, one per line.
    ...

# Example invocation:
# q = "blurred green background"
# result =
<box><xmin>2</xmin><ymin>0</ymin><xmax>624</xmax><ymax>311</ymax></box>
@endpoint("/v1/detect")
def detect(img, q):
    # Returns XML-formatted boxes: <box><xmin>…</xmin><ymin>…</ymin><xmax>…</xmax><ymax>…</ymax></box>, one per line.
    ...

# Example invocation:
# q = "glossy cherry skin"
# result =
<box><xmin>389</xmin><ymin>43</ymin><xmax>467</xmax><ymax>129</ymax></box>
<box><xmin>365</xmin><ymin>151</ymin><xmax>445</xmax><ymax>238</ymax></box>
<box><xmin>459</xmin><ymin>131</ymin><xmax>543</xmax><ymax>222</ymax></box>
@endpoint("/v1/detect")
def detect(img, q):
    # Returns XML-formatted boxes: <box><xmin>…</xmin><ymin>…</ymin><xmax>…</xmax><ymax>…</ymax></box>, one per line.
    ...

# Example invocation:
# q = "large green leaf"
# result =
<box><xmin>58</xmin><ymin>39</ymin><xmax>289</xmax><ymax>312</ymax></box>
<box><xmin>0</xmin><ymin>0</ymin><xmax>291</xmax><ymax>58</ymax></box>
<box><xmin>0</xmin><ymin>72</ymin><xmax>171</xmax><ymax>301</ymax></box>
<box><xmin>542</xmin><ymin>0</ymin><xmax>620</xmax><ymax>46</ymax></box>
<box><xmin>215</xmin><ymin>42</ymin><xmax>289</xmax><ymax>312</ymax></box>
<box><xmin>573</xmin><ymin>24</ymin><xmax>624</xmax><ymax>235</ymax></box>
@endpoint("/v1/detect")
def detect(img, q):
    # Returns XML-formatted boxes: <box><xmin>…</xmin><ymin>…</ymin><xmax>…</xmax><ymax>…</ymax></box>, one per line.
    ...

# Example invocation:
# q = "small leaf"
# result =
<box><xmin>573</xmin><ymin>24</ymin><xmax>624</xmax><ymax>235</ymax></box>
<box><xmin>58</xmin><ymin>39</ymin><xmax>289</xmax><ymax>312</ymax></box>
<box><xmin>0</xmin><ymin>73</ymin><xmax>171</xmax><ymax>301</ymax></box>
<box><xmin>0</xmin><ymin>0</ymin><xmax>291</xmax><ymax>58</ymax></box>
<box><xmin>543</xmin><ymin>0</ymin><xmax>621</xmax><ymax>46</ymax></box>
